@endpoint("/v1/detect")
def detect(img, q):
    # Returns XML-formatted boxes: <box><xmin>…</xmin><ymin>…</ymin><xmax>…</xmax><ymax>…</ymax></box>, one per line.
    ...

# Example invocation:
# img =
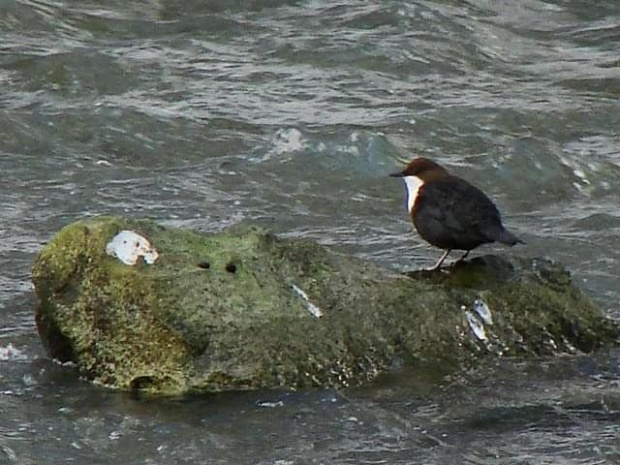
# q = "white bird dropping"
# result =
<box><xmin>106</xmin><ymin>231</ymin><xmax>159</xmax><ymax>265</ymax></box>
<box><xmin>290</xmin><ymin>284</ymin><xmax>324</xmax><ymax>318</ymax></box>
<box><xmin>465</xmin><ymin>311</ymin><xmax>488</xmax><ymax>342</ymax></box>
<box><xmin>473</xmin><ymin>299</ymin><xmax>493</xmax><ymax>325</ymax></box>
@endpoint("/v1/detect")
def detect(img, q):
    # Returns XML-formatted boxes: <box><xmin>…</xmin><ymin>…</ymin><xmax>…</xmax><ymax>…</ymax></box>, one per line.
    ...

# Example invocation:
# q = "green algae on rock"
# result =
<box><xmin>31</xmin><ymin>217</ymin><xmax>618</xmax><ymax>395</ymax></box>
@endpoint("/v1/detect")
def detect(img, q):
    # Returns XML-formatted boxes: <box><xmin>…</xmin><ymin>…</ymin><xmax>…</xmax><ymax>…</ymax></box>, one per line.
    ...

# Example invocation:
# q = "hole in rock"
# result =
<box><xmin>130</xmin><ymin>376</ymin><xmax>156</xmax><ymax>390</ymax></box>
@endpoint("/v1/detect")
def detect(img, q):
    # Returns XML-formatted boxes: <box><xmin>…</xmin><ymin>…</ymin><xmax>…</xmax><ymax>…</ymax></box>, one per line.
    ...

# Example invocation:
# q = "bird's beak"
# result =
<box><xmin>389</xmin><ymin>171</ymin><xmax>404</xmax><ymax>178</ymax></box>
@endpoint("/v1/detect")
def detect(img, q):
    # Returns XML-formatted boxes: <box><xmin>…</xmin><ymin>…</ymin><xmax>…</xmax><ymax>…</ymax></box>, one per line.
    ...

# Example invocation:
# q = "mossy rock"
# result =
<box><xmin>31</xmin><ymin>217</ymin><xmax>619</xmax><ymax>395</ymax></box>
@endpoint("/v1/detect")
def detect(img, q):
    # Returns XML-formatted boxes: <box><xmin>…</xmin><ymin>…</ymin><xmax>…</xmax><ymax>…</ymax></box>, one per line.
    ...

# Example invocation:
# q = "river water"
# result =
<box><xmin>1</xmin><ymin>0</ymin><xmax>619</xmax><ymax>463</ymax></box>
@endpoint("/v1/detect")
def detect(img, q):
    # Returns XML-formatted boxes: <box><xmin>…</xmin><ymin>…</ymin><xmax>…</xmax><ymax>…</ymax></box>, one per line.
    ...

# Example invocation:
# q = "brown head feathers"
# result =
<box><xmin>389</xmin><ymin>157</ymin><xmax>449</xmax><ymax>181</ymax></box>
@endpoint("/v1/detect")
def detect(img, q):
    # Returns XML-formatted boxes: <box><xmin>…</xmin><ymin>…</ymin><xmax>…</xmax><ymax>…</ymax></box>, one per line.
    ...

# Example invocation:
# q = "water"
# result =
<box><xmin>1</xmin><ymin>0</ymin><xmax>619</xmax><ymax>463</ymax></box>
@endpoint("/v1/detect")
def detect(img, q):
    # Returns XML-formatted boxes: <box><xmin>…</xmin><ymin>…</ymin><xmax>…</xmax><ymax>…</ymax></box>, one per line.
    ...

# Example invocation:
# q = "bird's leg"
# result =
<box><xmin>455</xmin><ymin>250</ymin><xmax>470</xmax><ymax>263</ymax></box>
<box><xmin>427</xmin><ymin>249</ymin><xmax>451</xmax><ymax>271</ymax></box>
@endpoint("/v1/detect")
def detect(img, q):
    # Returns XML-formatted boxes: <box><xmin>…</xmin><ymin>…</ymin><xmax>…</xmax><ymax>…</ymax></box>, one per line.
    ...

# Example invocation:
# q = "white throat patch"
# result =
<box><xmin>403</xmin><ymin>176</ymin><xmax>424</xmax><ymax>213</ymax></box>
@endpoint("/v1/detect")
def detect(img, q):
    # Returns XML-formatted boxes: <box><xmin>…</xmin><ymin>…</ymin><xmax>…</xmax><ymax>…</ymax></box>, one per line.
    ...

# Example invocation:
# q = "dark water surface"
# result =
<box><xmin>1</xmin><ymin>0</ymin><xmax>619</xmax><ymax>463</ymax></box>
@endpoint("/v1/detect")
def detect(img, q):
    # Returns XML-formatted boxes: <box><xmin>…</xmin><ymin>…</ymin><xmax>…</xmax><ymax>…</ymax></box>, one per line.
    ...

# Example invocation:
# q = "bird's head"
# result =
<box><xmin>389</xmin><ymin>157</ymin><xmax>449</xmax><ymax>181</ymax></box>
<box><xmin>389</xmin><ymin>158</ymin><xmax>450</xmax><ymax>214</ymax></box>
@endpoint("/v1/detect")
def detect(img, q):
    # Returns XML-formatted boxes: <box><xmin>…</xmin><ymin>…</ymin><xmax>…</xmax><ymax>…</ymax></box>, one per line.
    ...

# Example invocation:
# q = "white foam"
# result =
<box><xmin>0</xmin><ymin>343</ymin><xmax>26</xmax><ymax>361</ymax></box>
<box><xmin>273</xmin><ymin>128</ymin><xmax>304</xmax><ymax>155</ymax></box>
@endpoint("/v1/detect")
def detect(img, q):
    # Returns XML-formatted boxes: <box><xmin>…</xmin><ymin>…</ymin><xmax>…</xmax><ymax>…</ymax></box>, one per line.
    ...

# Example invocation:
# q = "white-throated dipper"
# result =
<box><xmin>390</xmin><ymin>157</ymin><xmax>523</xmax><ymax>271</ymax></box>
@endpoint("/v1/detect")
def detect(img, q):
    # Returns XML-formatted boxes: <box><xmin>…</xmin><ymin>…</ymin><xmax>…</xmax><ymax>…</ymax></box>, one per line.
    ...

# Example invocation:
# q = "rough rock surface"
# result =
<box><xmin>31</xmin><ymin>217</ymin><xmax>618</xmax><ymax>395</ymax></box>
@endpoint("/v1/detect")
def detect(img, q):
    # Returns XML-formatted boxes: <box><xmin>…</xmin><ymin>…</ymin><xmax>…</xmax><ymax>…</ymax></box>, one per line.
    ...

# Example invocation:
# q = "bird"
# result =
<box><xmin>390</xmin><ymin>157</ymin><xmax>523</xmax><ymax>271</ymax></box>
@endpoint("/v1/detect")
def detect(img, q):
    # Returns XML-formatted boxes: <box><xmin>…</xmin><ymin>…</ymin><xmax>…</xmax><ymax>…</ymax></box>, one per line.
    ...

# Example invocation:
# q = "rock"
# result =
<box><xmin>31</xmin><ymin>217</ymin><xmax>619</xmax><ymax>395</ymax></box>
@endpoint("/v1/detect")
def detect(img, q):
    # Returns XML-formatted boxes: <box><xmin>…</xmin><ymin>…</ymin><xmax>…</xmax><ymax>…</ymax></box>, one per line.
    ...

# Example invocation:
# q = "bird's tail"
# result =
<box><xmin>496</xmin><ymin>228</ymin><xmax>525</xmax><ymax>246</ymax></box>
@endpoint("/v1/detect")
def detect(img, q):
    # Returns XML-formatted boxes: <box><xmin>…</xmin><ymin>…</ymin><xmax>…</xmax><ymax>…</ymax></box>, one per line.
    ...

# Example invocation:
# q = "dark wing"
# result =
<box><xmin>413</xmin><ymin>177</ymin><xmax>503</xmax><ymax>250</ymax></box>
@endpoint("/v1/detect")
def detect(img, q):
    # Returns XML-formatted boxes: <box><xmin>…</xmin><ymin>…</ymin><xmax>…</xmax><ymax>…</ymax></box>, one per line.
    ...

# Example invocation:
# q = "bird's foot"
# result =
<box><xmin>451</xmin><ymin>250</ymin><xmax>471</xmax><ymax>267</ymax></box>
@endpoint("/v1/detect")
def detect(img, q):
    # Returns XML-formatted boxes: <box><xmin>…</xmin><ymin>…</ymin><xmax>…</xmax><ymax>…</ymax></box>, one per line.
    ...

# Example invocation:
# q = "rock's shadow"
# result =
<box><xmin>404</xmin><ymin>254</ymin><xmax>517</xmax><ymax>288</ymax></box>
